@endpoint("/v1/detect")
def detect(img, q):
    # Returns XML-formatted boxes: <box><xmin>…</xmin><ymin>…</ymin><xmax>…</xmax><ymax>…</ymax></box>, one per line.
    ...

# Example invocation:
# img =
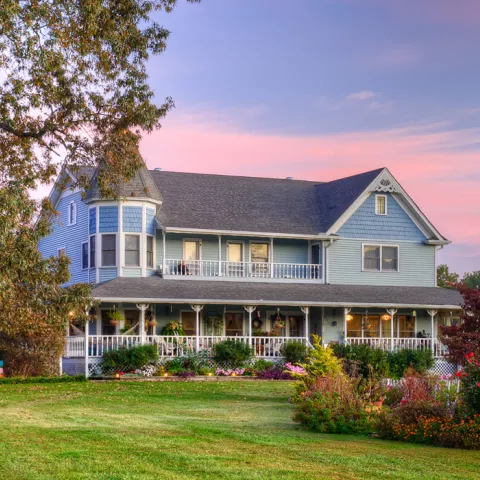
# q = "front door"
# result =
<box><xmin>310</xmin><ymin>243</ymin><xmax>321</xmax><ymax>279</ymax></box>
<box><xmin>184</xmin><ymin>240</ymin><xmax>201</xmax><ymax>275</ymax></box>
<box><xmin>227</xmin><ymin>242</ymin><xmax>243</xmax><ymax>277</ymax></box>
<box><xmin>101</xmin><ymin>311</ymin><xmax>116</xmax><ymax>335</ymax></box>
<box><xmin>225</xmin><ymin>312</ymin><xmax>244</xmax><ymax>336</ymax></box>
<box><xmin>181</xmin><ymin>311</ymin><xmax>197</xmax><ymax>336</ymax></box>
<box><xmin>250</xmin><ymin>243</ymin><xmax>269</xmax><ymax>277</ymax></box>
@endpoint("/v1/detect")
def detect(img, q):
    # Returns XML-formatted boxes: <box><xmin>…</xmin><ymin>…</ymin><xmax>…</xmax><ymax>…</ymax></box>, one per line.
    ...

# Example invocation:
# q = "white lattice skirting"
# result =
<box><xmin>428</xmin><ymin>359</ymin><xmax>457</xmax><ymax>376</ymax></box>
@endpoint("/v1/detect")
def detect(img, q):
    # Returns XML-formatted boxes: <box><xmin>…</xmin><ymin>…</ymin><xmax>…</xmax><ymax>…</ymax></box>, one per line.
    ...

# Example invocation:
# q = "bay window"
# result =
<box><xmin>101</xmin><ymin>234</ymin><xmax>116</xmax><ymax>266</ymax></box>
<box><xmin>125</xmin><ymin>235</ymin><xmax>140</xmax><ymax>266</ymax></box>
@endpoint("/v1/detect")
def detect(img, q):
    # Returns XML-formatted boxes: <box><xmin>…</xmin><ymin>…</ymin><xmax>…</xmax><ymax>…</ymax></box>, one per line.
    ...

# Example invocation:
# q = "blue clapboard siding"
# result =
<box><xmin>273</xmin><ymin>239</ymin><xmax>309</xmax><ymax>264</ymax></box>
<box><xmin>146</xmin><ymin>208</ymin><xmax>156</xmax><ymax>235</ymax></box>
<box><xmin>89</xmin><ymin>207</ymin><xmax>96</xmax><ymax>234</ymax></box>
<box><xmin>328</xmin><ymin>239</ymin><xmax>435</xmax><ymax>287</ymax></box>
<box><xmin>99</xmin><ymin>267</ymin><xmax>117</xmax><ymax>282</ymax></box>
<box><xmin>99</xmin><ymin>206</ymin><xmax>118</xmax><ymax>232</ymax></box>
<box><xmin>123</xmin><ymin>206</ymin><xmax>142</xmax><ymax>233</ymax></box>
<box><xmin>38</xmin><ymin>191</ymin><xmax>89</xmax><ymax>286</ymax></box>
<box><xmin>123</xmin><ymin>267</ymin><xmax>142</xmax><ymax>278</ymax></box>
<box><xmin>338</xmin><ymin>193</ymin><xmax>426</xmax><ymax>241</ymax></box>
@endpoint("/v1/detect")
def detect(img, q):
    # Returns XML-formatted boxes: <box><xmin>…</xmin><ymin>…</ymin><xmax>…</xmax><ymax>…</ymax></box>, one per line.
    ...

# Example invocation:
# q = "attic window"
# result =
<box><xmin>375</xmin><ymin>195</ymin><xmax>387</xmax><ymax>215</ymax></box>
<box><xmin>68</xmin><ymin>201</ymin><xmax>77</xmax><ymax>226</ymax></box>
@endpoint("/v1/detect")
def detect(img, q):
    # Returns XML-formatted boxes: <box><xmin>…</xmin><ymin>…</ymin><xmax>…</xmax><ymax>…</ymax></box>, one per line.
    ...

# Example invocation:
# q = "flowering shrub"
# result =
<box><xmin>284</xmin><ymin>362</ymin><xmax>306</xmax><ymax>375</ymax></box>
<box><xmin>134</xmin><ymin>364</ymin><xmax>156</xmax><ymax>377</ymax></box>
<box><xmin>215</xmin><ymin>368</ymin><xmax>245</xmax><ymax>376</ymax></box>
<box><xmin>292</xmin><ymin>374</ymin><xmax>373</xmax><ymax>434</ymax></box>
<box><xmin>460</xmin><ymin>352</ymin><xmax>480</xmax><ymax>414</ymax></box>
<box><xmin>257</xmin><ymin>366</ymin><xmax>292</xmax><ymax>380</ymax></box>
<box><xmin>378</xmin><ymin>414</ymin><xmax>480</xmax><ymax>450</ymax></box>
<box><xmin>281</xmin><ymin>341</ymin><xmax>309</xmax><ymax>364</ymax></box>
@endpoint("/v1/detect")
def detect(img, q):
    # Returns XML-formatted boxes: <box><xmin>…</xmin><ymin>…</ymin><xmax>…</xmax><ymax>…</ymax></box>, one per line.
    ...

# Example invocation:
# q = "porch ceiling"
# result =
<box><xmin>92</xmin><ymin>277</ymin><xmax>462</xmax><ymax>310</ymax></box>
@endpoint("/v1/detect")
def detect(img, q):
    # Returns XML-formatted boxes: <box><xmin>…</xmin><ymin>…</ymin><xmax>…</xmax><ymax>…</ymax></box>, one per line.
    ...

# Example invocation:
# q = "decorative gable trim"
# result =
<box><xmin>327</xmin><ymin>168</ymin><xmax>449</xmax><ymax>244</ymax></box>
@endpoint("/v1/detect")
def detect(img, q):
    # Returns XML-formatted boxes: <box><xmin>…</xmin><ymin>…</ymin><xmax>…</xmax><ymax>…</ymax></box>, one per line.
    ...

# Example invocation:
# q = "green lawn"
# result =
<box><xmin>0</xmin><ymin>381</ymin><xmax>478</xmax><ymax>480</ymax></box>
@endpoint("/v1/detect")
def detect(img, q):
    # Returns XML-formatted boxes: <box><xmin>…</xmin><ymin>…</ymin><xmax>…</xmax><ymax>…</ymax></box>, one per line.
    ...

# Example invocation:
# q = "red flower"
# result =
<box><xmin>455</xmin><ymin>371</ymin><xmax>463</xmax><ymax>377</ymax></box>
<box><xmin>477</xmin><ymin>382</ymin><xmax>480</xmax><ymax>388</ymax></box>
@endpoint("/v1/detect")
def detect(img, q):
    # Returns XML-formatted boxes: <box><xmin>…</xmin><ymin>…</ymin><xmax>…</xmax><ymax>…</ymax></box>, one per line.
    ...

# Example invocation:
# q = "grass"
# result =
<box><xmin>0</xmin><ymin>381</ymin><xmax>479</xmax><ymax>480</ymax></box>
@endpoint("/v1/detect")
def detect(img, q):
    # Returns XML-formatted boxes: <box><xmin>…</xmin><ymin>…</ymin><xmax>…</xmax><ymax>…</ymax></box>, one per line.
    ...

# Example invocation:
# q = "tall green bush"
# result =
<box><xmin>387</xmin><ymin>349</ymin><xmax>434</xmax><ymax>379</ymax></box>
<box><xmin>281</xmin><ymin>341</ymin><xmax>309</xmax><ymax>364</ymax></box>
<box><xmin>101</xmin><ymin>345</ymin><xmax>158</xmax><ymax>373</ymax></box>
<box><xmin>332</xmin><ymin>344</ymin><xmax>434</xmax><ymax>379</ymax></box>
<box><xmin>214</xmin><ymin>340</ymin><xmax>253</xmax><ymax>367</ymax></box>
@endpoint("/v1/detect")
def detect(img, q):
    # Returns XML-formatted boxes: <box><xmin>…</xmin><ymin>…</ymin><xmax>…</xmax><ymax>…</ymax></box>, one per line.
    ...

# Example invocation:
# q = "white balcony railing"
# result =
<box><xmin>65</xmin><ymin>335</ymin><xmax>309</xmax><ymax>359</ymax></box>
<box><xmin>163</xmin><ymin>259</ymin><xmax>322</xmax><ymax>280</ymax></box>
<box><xmin>345</xmin><ymin>337</ymin><xmax>448</xmax><ymax>358</ymax></box>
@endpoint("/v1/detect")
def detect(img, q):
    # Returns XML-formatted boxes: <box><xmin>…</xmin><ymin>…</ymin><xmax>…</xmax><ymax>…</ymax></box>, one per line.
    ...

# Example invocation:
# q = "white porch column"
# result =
<box><xmin>301</xmin><ymin>306</ymin><xmax>310</xmax><ymax>344</ymax></box>
<box><xmin>191</xmin><ymin>305</ymin><xmax>204</xmax><ymax>351</ymax></box>
<box><xmin>162</xmin><ymin>230</ymin><xmax>166</xmax><ymax>274</ymax></box>
<box><xmin>270</xmin><ymin>238</ymin><xmax>274</xmax><ymax>278</ymax></box>
<box><xmin>84</xmin><ymin>318</ymin><xmax>89</xmax><ymax>378</ymax></box>
<box><xmin>344</xmin><ymin>308</ymin><xmax>351</xmax><ymax>343</ymax></box>
<box><xmin>427</xmin><ymin>309</ymin><xmax>438</xmax><ymax>353</ymax></box>
<box><xmin>387</xmin><ymin>309</ymin><xmax>397</xmax><ymax>351</ymax></box>
<box><xmin>218</xmin><ymin>235</ymin><xmax>222</xmax><ymax>276</ymax></box>
<box><xmin>136</xmin><ymin>304</ymin><xmax>149</xmax><ymax>344</ymax></box>
<box><xmin>244</xmin><ymin>306</ymin><xmax>257</xmax><ymax>347</ymax></box>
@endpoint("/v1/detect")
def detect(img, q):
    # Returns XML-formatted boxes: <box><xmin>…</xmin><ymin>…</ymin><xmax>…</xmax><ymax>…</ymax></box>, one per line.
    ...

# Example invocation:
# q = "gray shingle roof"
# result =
<box><xmin>150</xmin><ymin>168</ymin><xmax>384</xmax><ymax>235</ymax></box>
<box><xmin>86</xmin><ymin>165</ymin><xmax>162</xmax><ymax>203</ymax></box>
<box><xmin>92</xmin><ymin>277</ymin><xmax>462</xmax><ymax>309</ymax></box>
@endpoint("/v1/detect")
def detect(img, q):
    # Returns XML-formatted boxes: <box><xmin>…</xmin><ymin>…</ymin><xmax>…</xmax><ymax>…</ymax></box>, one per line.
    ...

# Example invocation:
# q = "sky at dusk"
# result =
<box><xmin>38</xmin><ymin>0</ymin><xmax>480</xmax><ymax>275</ymax></box>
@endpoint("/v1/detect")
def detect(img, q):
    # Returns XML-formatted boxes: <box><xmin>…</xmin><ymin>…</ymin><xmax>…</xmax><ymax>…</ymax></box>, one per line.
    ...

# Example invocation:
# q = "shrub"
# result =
<box><xmin>376</xmin><ymin>411</ymin><xmax>480</xmax><ymax>449</ymax></box>
<box><xmin>281</xmin><ymin>341</ymin><xmax>309</xmax><ymax>365</ymax></box>
<box><xmin>214</xmin><ymin>340</ymin><xmax>253</xmax><ymax>367</ymax></box>
<box><xmin>459</xmin><ymin>352</ymin><xmax>480</xmax><ymax>414</ymax></box>
<box><xmin>101</xmin><ymin>345</ymin><xmax>158</xmax><ymax>373</ymax></box>
<box><xmin>332</xmin><ymin>343</ymin><xmax>389</xmax><ymax>379</ymax></box>
<box><xmin>387</xmin><ymin>349</ymin><xmax>434</xmax><ymax>379</ymax></box>
<box><xmin>257</xmin><ymin>366</ymin><xmax>292</xmax><ymax>380</ymax></box>
<box><xmin>292</xmin><ymin>374</ymin><xmax>373</xmax><ymax>434</ymax></box>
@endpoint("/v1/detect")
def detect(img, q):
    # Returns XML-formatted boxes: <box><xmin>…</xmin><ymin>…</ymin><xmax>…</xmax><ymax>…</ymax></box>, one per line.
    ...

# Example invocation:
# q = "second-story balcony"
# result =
<box><xmin>162</xmin><ymin>259</ymin><xmax>322</xmax><ymax>281</ymax></box>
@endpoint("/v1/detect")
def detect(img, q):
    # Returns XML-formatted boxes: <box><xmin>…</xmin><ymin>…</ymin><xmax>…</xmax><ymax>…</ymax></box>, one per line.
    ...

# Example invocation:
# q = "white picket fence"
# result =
<box><xmin>65</xmin><ymin>335</ymin><xmax>309</xmax><ymax>359</ymax></box>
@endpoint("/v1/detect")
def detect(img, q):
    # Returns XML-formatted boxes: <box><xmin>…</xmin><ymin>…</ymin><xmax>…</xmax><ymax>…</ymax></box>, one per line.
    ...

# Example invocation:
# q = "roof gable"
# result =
<box><xmin>338</xmin><ymin>192</ymin><xmax>427</xmax><ymax>241</ymax></box>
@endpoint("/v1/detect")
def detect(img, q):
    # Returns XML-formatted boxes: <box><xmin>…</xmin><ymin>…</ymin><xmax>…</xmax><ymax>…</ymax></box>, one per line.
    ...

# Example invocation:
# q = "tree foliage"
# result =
<box><xmin>437</xmin><ymin>264</ymin><xmax>459</xmax><ymax>289</ymax></box>
<box><xmin>1</xmin><ymin>0</ymin><xmax>199</xmax><ymax>195</ymax></box>
<box><xmin>463</xmin><ymin>271</ymin><xmax>480</xmax><ymax>290</ymax></box>
<box><xmin>439</xmin><ymin>285</ymin><xmax>480</xmax><ymax>365</ymax></box>
<box><xmin>0</xmin><ymin>184</ymin><xmax>94</xmax><ymax>376</ymax></box>
<box><xmin>0</xmin><ymin>0</ymin><xmax>198</xmax><ymax>375</ymax></box>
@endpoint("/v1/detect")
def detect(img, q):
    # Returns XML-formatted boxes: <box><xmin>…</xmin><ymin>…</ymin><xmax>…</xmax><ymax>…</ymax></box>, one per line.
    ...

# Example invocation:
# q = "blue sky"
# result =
<box><xmin>137</xmin><ymin>0</ymin><xmax>480</xmax><ymax>276</ymax></box>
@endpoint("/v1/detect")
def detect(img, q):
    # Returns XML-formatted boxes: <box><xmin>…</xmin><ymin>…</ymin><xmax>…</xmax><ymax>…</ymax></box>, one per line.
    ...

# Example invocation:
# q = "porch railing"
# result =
<box><xmin>344</xmin><ymin>337</ymin><xmax>448</xmax><ymax>358</ymax></box>
<box><xmin>163</xmin><ymin>259</ymin><xmax>322</xmax><ymax>280</ymax></box>
<box><xmin>65</xmin><ymin>335</ymin><xmax>309</xmax><ymax>359</ymax></box>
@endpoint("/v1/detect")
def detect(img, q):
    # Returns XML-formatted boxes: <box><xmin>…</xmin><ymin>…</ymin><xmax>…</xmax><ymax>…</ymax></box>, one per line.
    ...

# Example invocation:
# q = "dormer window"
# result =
<box><xmin>375</xmin><ymin>195</ymin><xmax>387</xmax><ymax>215</ymax></box>
<box><xmin>68</xmin><ymin>201</ymin><xmax>77</xmax><ymax>226</ymax></box>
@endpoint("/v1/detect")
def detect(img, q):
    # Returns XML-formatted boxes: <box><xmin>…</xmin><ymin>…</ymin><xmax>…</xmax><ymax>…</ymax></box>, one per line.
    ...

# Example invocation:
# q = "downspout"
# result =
<box><xmin>324</xmin><ymin>238</ymin><xmax>334</xmax><ymax>284</ymax></box>
<box><xmin>434</xmin><ymin>245</ymin><xmax>444</xmax><ymax>287</ymax></box>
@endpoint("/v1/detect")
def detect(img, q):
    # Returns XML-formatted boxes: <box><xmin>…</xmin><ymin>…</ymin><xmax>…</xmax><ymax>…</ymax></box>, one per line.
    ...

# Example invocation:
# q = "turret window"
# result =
<box><xmin>146</xmin><ymin>236</ymin><xmax>154</xmax><ymax>269</ymax></box>
<box><xmin>101</xmin><ymin>234</ymin><xmax>116</xmax><ymax>266</ymax></box>
<box><xmin>125</xmin><ymin>234</ymin><xmax>140</xmax><ymax>266</ymax></box>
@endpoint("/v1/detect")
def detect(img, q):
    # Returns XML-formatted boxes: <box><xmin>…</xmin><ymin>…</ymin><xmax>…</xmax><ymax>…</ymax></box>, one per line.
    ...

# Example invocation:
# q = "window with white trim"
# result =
<box><xmin>101</xmin><ymin>234</ymin><xmax>116</xmax><ymax>267</ymax></box>
<box><xmin>375</xmin><ymin>195</ymin><xmax>387</xmax><ymax>215</ymax></box>
<box><xmin>125</xmin><ymin>234</ymin><xmax>140</xmax><ymax>266</ymax></box>
<box><xmin>90</xmin><ymin>236</ymin><xmax>96</xmax><ymax>268</ymax></box>
<box><xmin>68</xmin><ymin>201</ymin><xmax>77</xmax><ymax>225</ymax></box>
<box><xmin>363</xmin><ymin>244</ymin><xmax>398</xmax><ymax>272</ymax></box>
<box><xmin>146</xmin><ymin>236</ymin><xmax>154</xmax><ymax>269</ymax></box>
<box><xmin>81</xmin><ymin>242</ymin><xmax>88</xmax><ymax>269</ymax></box>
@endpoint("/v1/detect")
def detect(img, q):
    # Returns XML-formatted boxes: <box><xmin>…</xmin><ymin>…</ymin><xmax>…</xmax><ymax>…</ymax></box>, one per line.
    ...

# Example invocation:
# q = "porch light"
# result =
<box><xmin>346</xmin><ymin>314</ymin><xmax>354</xmax><ymax>322</ymax></box>
<box><xmin>381</xmin><ymin>314</ymin><xmax>391</xmax><ymax>321</ymax></box>
<box><xmin>68</xmin><ymin>311</ymin><xmax>75</xmax><ymax>318</ymax></box>
<box><xmin>412</xmin><ymin>310</ymin><xmax>417</xmax><ymax>317</ymax></box>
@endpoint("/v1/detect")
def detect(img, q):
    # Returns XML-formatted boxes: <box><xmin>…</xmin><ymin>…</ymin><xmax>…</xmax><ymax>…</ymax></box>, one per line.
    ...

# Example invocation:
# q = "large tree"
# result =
<box><xmin>437</xmin><ymin>264</ymin><xmax>459</xmax><ymax>289</ymax></box>
<box><xmin>0</xmin><ymin>0</ymin><xmax>198</xmax><ymax>375</ymax></box>
<box><xmin>462</xmin><ymin>271</ymin><xmax>480</xmax><ymax>290</ymax></box>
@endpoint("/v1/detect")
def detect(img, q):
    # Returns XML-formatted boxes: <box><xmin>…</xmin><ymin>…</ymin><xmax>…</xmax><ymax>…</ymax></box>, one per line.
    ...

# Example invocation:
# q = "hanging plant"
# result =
<box><xmin>162</xmin><ymin>321</ymin><xmax>185</xmax><ymax>336</ymax></box>
<box><xmin>148</xmin><ymin>319</ymin><xmax>157</xmax><ymax>327</ymax></box>
<box><xmin>108</xmin><ymin>309</ymin><xmax>124</xmax><ymax>326</ymax></box>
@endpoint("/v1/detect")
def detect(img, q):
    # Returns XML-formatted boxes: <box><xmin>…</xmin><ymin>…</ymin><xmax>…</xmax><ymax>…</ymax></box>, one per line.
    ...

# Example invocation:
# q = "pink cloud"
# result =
<box><xmin>140</xmin><ymin>116</ymin><xmax>480</xmax><ymax>257</ymax></box>
<box><xmin>345</xmin><ymin>91</ymin><xmax>377</xmax><ymax>101</ymax></box>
